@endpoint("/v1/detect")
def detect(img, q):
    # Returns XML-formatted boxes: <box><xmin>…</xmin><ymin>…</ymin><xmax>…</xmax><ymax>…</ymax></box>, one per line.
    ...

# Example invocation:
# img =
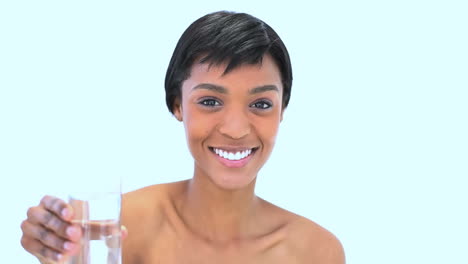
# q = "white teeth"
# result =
<box><xmin>212</xmin><ymin>148</ymin><xmax>254</xmax><ymax>161</ymax></box>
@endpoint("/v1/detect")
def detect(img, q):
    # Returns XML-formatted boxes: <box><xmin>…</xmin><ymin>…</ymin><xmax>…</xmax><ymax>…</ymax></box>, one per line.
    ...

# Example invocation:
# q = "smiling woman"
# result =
<box><xmin>20</xmin><ymin>11</ymin><xmax>345</xmax><ymax>264</ymax></box>
<box><xmin>174</xmin><ymin>55</ymin><xmax>283</xmax><ymax>190</ymax></box>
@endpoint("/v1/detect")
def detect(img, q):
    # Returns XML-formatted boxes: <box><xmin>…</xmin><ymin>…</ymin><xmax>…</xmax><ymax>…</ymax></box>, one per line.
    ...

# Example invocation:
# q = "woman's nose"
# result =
<box><xmin>218</xmin><ymin>109</ymin><xmax>251</xmax><ymax>140</ymax></box>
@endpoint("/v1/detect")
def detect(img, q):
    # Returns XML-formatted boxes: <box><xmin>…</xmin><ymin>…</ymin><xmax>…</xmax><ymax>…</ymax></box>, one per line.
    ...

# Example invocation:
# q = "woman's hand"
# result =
<box><xmin>20</xmin><ymin>195</ymin><xmax>82</xmax><ymax>263</ymax></box>
<box><xmin>21</xmin><ymin>195</ymin><xmax>128</xmax><ymax>263</ymax></box>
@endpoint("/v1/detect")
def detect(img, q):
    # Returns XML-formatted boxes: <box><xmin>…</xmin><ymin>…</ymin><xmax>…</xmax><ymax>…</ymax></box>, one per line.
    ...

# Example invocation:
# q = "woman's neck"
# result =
<box><xmin>177</xmin><ymin>171</ymin><xmax>260</xmax><ymax>244</ymax></box>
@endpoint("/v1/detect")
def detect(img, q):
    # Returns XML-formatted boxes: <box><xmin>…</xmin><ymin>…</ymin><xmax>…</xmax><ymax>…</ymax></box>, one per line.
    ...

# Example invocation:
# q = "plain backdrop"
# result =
<box><xmin>1</xmin><ymin>0</ymin><xmax>467</xmax><ymax>263</ymax></box>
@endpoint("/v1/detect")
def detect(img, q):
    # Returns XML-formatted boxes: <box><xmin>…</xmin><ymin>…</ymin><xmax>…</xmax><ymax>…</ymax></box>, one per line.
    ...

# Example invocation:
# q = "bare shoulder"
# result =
<box><xmin>121</xmin><ymin>180</ymin><xmax>189</xmax><ymax>262</ymax></box>
<box><xmin>287</xmin><ymin>215</ymin><xmax>345</xmax><ymax>264</ymax></box>
<box><xmin>122</xmin><ymin>183</ymin><xmax>164</xmax><ymax>221</ymax></box>
<box><xmin>121</xmin><ymin>181</ymin><xmax>187</xmax><ymax>232</ymax></box>
<box><xmin>121</xmin><ymin>183</ymin><xmax>168</xmax><ymax>240</ymax></box>
<box><xmin>122</xmin><ymin>180</ymin><xmax>187</xmax><ymax>223</ymax></box>
<box><xmin>259</xmin><ymin>199</ymin><xmax>345</xmax><ymax>264</ymax></box>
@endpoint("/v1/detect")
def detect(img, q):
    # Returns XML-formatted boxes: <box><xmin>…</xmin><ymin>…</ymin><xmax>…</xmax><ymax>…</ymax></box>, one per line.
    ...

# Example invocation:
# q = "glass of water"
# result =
<box><xmin>66</xmin><ymin>178</ymin><xmax>122</xmax><ymax>264</ymax></box>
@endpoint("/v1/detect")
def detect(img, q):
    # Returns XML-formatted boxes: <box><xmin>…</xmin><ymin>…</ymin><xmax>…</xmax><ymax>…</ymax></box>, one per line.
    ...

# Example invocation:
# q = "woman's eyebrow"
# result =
<box><xmin>192</xmin><ymin>83</ymin><xmax>228</xmax><ymax>94</ymax></box>
<box><xmin>249</xmin><ymin>85</ymin><xmax>279</xmax><ymax>94</ymax></box>
<box><xmin>191</xmin><ymin>83</ymin><xmax>278</xmax><ymax>94</ymax></box>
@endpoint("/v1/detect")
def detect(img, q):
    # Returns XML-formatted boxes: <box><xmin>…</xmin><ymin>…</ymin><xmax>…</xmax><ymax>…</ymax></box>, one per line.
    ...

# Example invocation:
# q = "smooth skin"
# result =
<box><xmin>21</xmin><ymin>55</ymin><xmax>345</xmax><ymax>263</ymax></box>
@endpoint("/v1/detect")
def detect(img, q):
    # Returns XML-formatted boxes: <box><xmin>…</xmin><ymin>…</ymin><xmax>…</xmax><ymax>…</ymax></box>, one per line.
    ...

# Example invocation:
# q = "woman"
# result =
<box><xmin>21</xmin><ymin>11</ymin><xmax>345</xmax><ymax>263</ymax></box>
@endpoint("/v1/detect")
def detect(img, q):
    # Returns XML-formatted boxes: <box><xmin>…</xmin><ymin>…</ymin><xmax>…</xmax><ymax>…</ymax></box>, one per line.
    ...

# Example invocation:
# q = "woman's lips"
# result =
<box><xmin>209</xmin><ymin>147</ymin><xmax>257</xmax><ymax>168</ymax></box>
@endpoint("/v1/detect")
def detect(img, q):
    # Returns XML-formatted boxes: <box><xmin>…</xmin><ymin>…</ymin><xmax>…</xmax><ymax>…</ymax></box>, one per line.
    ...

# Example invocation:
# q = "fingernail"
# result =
<box><xmin>66</xmin><ymin>226</ymin><xmax>78</xmax><ymax>237</ymax></box>
<box><xmin>61</xmin><ymin>208</ymin><xmax>69</xmax><ymax>218</ymax></box>
<box><xmin>55</xmin><ymin>253</ymin><xmax>63</xmax><ymax>261</ymax></box>
<box><xmin>121</xmin><ymin>225</ymin><xmax>128</xmax><ymax>238</ymax></box>
<box><xmin>64</xmin><ymin>242</ymin><xmax>74</xmax><ymax>251</ymax></box>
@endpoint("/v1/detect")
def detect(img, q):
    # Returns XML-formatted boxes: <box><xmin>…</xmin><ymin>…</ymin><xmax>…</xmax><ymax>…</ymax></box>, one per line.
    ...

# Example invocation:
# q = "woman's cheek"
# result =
<box><xmin>185</xmin><ymin>109</ymin><xmax>213</xmax><ymax>140</ymax></box>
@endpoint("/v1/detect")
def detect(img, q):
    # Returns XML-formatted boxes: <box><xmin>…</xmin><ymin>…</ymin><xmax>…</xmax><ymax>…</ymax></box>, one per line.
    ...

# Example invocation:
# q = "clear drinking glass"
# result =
<box><xmin>66</xmin><ymin>178</ymin><xmax>122</xmax><ymax>264</ymax></box>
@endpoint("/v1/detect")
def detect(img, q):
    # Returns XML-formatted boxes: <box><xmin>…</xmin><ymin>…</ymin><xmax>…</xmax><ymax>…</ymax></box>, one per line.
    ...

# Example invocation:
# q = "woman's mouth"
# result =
<box><xmin>208</xmin><ymin>147</ymin><xmax>258</xmax><ymax>167</ymax></box>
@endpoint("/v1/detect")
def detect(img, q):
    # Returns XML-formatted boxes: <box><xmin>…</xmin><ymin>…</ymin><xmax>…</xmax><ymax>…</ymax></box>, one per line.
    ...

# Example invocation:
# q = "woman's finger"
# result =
<box><xmin>40</xmin><ymin>195</ymin><xmax>72</xmax><ymax>221</ymax></box>
<box><xmin>21</xmin><ymin>219</ymin><xmax>73</xmax><ymax>253</ymax></box>
<box><xmin>20</xmin><ymin>235</ymin><xmax>64</xmax><ymax>262</ymax></box>
<box><xmin>27</xmin><ymin>206</ymin><xmax>68</xmax><ymax>239</ymax></box>
<box><xmin>121</xmin><ymin>225</ymin><xmax>128</xmax><ymax>240</ymax></box>
<box><xmin>27</xmin><ymin>205</ymin><xmax>81</xmax><ymax>242</ymax></box>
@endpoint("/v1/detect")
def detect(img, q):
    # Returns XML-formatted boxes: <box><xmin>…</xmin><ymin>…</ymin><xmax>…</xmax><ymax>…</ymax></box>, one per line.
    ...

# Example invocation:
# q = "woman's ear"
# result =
<box><xmin>173</xmin><ymin>98</ymin><xmax>183</xmax><ymax>122</ymax></box>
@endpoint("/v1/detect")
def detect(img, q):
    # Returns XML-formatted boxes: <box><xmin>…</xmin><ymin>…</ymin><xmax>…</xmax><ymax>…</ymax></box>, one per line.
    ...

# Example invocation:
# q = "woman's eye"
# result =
<box><xmin>198</xmin><ymin>98</ymin><xmax>221</xmax><ymax>107</ymax></box>
<box><xmin>250</xmin><ymin>100</ymin><xmax>272</xmax><ymax>110</ymax></box>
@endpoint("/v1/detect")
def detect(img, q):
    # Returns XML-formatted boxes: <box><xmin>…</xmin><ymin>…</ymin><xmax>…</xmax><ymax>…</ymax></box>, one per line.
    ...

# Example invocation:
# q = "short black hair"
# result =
<box><xmin>165</xmin><ymin>11</ymin><xmax>293</xmax><ymax>113</ymax></box>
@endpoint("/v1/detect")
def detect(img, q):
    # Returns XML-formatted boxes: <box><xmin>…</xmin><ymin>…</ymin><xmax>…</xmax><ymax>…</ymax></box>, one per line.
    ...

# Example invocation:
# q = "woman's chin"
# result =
<box><xmin>210</xmin><ymin>173</ymin><xmax>257</xmax><ymax>191</ymax></box>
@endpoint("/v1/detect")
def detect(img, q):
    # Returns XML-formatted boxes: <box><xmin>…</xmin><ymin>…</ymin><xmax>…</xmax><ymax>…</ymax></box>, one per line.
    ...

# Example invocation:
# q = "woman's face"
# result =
<box><xmin>174</xmin><ymin>54</ymin><xmax>284</xmax><ymax>190</ymax></box>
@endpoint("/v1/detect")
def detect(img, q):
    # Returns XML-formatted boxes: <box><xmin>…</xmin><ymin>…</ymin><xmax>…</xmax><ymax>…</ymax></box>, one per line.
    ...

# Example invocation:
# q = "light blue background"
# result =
<box><xmin>1</xmin><ymin>0</ymin><xmax>467</xmax><ymax>263</ymax></box>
